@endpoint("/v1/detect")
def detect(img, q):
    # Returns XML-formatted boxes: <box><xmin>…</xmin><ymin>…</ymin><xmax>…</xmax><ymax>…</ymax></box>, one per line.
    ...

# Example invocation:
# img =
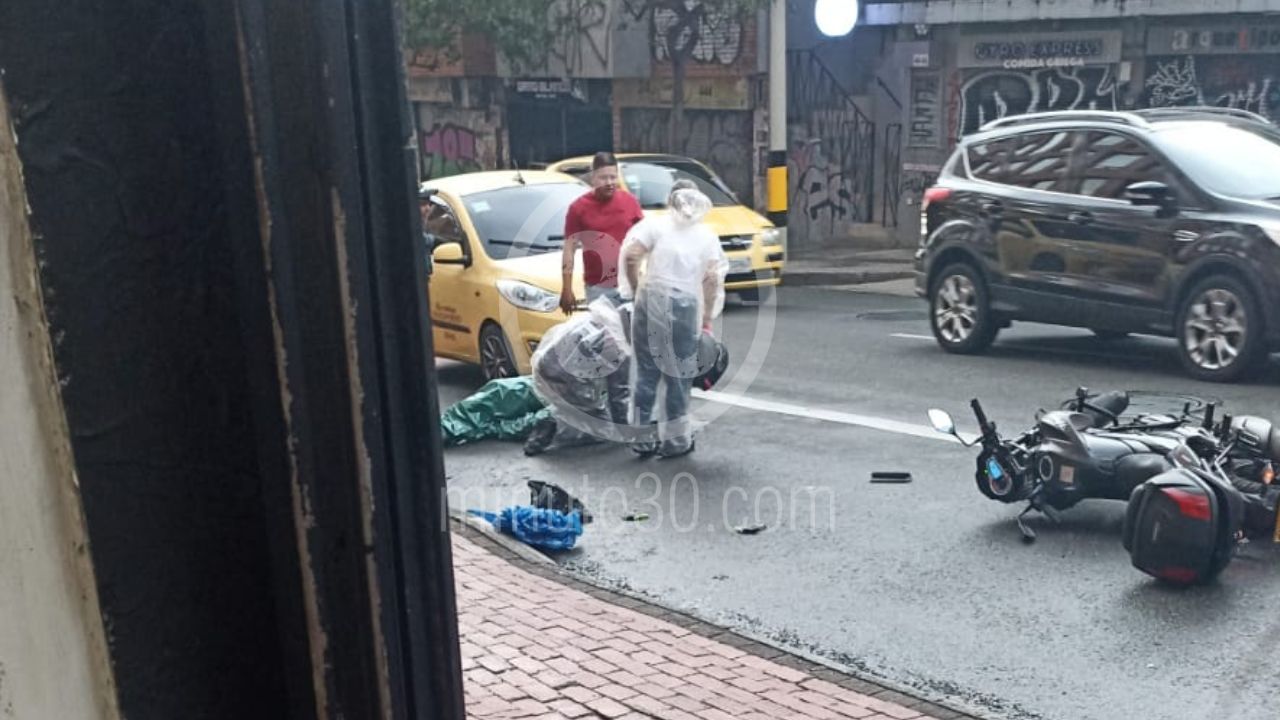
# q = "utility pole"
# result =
<box><xmin>767</xmin><ymin>0</ymin><xmax>787</xmax><ymax>234</ymax></box>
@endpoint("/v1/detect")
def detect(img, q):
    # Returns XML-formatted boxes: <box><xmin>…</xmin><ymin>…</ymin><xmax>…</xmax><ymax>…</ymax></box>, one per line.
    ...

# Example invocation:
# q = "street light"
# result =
<box><xmin>814</xmin><ymin>0</ymin><xmax>858</xmax><ymax>37</ymax></box>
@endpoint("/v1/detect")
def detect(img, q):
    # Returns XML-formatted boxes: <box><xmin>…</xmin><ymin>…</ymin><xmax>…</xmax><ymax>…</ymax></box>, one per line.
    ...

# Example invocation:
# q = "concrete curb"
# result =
<box><xmin>447</xmin><ymin>507</ymin><xmax>556</xmax><ymax>567</ymax></box>
<box><xmin>726</xmin><ymin>625</ymin><xmax>1009</xmax><ymax>720</ymax></box>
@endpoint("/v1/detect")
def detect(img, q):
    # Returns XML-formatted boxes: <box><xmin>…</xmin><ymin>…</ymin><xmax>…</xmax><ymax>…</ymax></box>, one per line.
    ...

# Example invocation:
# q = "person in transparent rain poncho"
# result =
<box><xmin>523</xmin><ymin>293</ymin><xmax>634</xmax><ymax>456</ymax></box>
<box><xmin>618</xmin><ymin>179</ymin><xmax>729</xmax><ymax>458</ymax></box>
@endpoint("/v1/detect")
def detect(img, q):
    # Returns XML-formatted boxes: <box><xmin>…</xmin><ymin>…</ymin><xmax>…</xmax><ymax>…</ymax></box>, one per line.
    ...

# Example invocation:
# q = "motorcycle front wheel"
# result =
<box><xmin>974</xmin><ymin>452</ymin><xmax>1025</xmax><ymax>503</ymax></box>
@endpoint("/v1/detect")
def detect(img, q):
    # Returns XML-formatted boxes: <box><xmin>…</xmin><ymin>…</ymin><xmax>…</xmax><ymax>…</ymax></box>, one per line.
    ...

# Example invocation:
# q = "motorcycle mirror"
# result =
<box><xmin>928</xmin><ymin>409</ymin><xmax>957</xmax><ymax>436</ymax></box>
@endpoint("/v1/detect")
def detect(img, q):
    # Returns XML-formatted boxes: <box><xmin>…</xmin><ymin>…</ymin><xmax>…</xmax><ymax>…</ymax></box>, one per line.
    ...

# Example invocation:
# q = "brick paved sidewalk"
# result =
<box><xmin>452</xmin><ymin>529</ymin><xmax>983</xmax><ymax>720</ymax></box>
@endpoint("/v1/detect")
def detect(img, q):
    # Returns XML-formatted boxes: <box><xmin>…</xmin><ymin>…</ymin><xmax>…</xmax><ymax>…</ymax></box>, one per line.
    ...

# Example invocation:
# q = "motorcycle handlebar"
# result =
<box><xmin>970</xmin><ymin>398</ymin><xmax>994</xmax><ymax>437</ymax></box>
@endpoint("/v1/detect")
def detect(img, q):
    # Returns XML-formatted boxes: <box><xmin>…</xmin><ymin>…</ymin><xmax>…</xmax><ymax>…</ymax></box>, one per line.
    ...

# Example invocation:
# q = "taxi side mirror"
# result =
<box><xmin>432</xmin><ymin>242</ymin><xmax>469</xmax><ymax>267</ymax></box>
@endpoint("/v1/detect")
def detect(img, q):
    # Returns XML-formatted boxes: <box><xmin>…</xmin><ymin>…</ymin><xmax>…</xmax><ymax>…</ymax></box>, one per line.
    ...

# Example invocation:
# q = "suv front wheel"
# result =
<box><xmin>929</xmin><ymin>263</ymin><xmax>998</xmax><ymax>354</ymax></box>
<box><xmin>1175</xmin><ymin>275</ymin><xmax>1266</xmax><ymax>383</ymax></box>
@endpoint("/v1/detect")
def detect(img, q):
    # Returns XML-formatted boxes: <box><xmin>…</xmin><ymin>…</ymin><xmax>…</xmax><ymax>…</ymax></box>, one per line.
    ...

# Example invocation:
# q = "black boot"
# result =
<box><xmin>523</xmin><ymin>417</ymin><xmax>558</xmax><ymax>456</ymax></box>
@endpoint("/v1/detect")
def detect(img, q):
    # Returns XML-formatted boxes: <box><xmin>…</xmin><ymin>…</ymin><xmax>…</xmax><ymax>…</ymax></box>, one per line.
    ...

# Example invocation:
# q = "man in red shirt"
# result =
<box><xmin>560</xmin><ymin>152</ymin><xmax>644</xmax><ymax>313</ymax></box>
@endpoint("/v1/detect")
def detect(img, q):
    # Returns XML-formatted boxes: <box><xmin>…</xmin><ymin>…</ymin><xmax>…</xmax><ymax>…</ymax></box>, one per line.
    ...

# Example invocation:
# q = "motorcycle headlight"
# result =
<box><xmin>497</xmin><ymin>279</ymin><xmax>559</xmax><ymax>313</ymax></box>
<box><xmin>757</xmin><ymin>228</ymin><xmax>783</xmax><ymax>247</ymax></box>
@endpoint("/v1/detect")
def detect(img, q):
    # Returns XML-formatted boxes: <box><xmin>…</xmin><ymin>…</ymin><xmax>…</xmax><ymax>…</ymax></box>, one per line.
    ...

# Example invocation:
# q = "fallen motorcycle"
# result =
<box><xmin>927</xmin><ymin>388</ymin><xmax>1279</xmax><ymax>544</ymax></box>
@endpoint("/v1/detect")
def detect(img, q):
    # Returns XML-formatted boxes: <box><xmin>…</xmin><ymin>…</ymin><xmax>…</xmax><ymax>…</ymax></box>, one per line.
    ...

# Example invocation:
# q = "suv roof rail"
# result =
<box><xmin>1132</xmin><ymin>106</ymin><xmax>1273</xmax><ymax>125</ymax></box>
<box><xmin>978</xmin><ymin>110</ymin><xmax>1150</xmax><ymax>133</ymax></box>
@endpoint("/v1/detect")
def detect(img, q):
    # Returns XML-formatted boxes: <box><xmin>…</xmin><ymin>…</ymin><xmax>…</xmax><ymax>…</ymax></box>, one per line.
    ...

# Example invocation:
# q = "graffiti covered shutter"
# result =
<box><xmin>619</xmin><ymin>108</ymin><xmax>754</xmax><ymax>202</ymax></box>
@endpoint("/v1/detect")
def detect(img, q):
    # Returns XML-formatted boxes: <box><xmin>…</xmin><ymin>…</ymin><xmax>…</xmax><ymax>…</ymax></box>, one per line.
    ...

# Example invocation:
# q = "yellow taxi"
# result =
<box><xmin>546</xmin><ymin>153</ymin><xmax>786</xmax><ymax>301</ymax></box>
<box><xmin>421</xmin><ymin>170</ymin><xmax>589</xmax><ymax>380</ymax></box>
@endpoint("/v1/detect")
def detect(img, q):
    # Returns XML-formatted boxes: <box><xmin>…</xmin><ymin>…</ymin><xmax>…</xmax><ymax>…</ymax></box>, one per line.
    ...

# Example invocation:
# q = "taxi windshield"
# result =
<box><xmin>462</xmin><ymin>182</ymin><xmax>586</xmax><ymax>259</ymax></box>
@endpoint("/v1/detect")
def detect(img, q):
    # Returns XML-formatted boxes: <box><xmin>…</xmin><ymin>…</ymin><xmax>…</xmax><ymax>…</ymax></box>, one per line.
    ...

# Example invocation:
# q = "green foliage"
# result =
<box><xmin>403</xmin><ymin>0</ymin><xmax>557</xmax><ymax>71</ymax></box>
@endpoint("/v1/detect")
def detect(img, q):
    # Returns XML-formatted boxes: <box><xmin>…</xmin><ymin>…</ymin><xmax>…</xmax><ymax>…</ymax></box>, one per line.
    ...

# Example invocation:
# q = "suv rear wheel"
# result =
<box><xmin>929</xmin><ymin>263</ymin><xmax>998</xmax><ymax>354</ymax></box>
<box><xmin>1175</xmin><ymin>275</ymin><xmax>1266</xmax><ymax>383</ymax></box>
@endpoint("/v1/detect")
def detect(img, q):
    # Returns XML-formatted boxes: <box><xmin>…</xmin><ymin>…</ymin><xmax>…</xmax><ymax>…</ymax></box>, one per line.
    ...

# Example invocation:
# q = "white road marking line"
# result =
<box><xmin>693</xmin><ymin>389</ymin><xmax>979</xmax><ymax>445</ymax></box>
<box><xmin>891</xmin><ymin>333</ymin><xmax>935</xmax><ymax>341</ymax></box>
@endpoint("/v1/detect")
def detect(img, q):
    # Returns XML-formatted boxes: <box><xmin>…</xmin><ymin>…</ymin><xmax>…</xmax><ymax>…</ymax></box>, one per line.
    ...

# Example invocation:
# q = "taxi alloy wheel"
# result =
<box><xmin>480</xmin><ymin>324</ymin><xmax>518</xmax><ymax>381</ymax></box>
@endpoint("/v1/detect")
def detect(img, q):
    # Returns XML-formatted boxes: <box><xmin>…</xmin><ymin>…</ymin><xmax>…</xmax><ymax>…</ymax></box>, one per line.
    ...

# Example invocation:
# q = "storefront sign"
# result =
<box><xmin>1148</xmin><ymin>25</ymin><xmax>1280</xmax><ymax>55</ymax></box>
<box><xmin>958</xmin><ymin>30</ymin><xmax>1122</xmax><ymax>69</ymax></box>
<box><xmin>514</xmin><ymin>78</ymin><xmax>587</xmax><ymax>102</ymax></box>
<box><xmin>613</xmin><ymin>77</ymin><xmax>749</xmax><ymax>110</ymax></box>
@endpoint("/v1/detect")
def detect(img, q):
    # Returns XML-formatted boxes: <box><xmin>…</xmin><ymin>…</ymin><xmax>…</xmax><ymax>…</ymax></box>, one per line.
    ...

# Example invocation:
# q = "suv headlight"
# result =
<box><xmin>497</xmin><ymin>279</ymin><xmax>559</xmax><ymax>312</ymax></box>
<box><xmin>757</xmin><ymin>228</ymin><xmax>783</xmax><ymax>247</ymax></box>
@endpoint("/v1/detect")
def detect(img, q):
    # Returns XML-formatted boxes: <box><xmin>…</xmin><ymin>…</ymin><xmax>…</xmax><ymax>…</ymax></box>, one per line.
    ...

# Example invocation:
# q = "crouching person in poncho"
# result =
<box><xmin>523</xmin><ymin>292</ymin><xmax>633</xmax><ymax>456</ymax></box>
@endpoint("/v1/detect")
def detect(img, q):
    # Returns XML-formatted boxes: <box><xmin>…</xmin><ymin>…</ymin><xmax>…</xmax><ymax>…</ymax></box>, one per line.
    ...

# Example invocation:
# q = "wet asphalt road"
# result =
<box><xmin>438</xmin><ymin>286</ymin><xmax>1280</xmax><ymax>720</ymax></box>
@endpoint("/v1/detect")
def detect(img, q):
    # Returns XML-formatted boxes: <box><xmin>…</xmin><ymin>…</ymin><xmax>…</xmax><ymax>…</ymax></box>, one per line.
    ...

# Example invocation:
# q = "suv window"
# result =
<box><xmin>1155</xmin><ymin>123</ymin><xmax>1280</xmax><ymax>200</ymax></box>
<box><xmin>968</xmin><ymin>131</ymin><xmax>1073</xmax><ymax>192</ymax></box>
<box><xmin>1006</xmin><ymin>131</ymin><xmax>1074</xmax><ymax>192</ymax></box>
<box><xmin>966</xmin><ymin>137</ymin><xmax>1016</xmax><ymax>185</ymax></box>
<box><xmin>1061</xmin><ymin>131</ymin><xmax>1173</xmax><ymax>200</ymax></box>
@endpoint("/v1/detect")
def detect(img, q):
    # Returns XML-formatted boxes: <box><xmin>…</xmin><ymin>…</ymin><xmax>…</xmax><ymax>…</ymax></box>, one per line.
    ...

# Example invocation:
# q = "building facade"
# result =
<box><xmin>406</xmin><ymin>1</ymin><xmax>772</xmax><ymax>209</ymax></box>
<box><xmin>791</xmin><ymin>0</ymin><xmax>1280</xmax><ymax>248</ymax></box>
<box><xmin>407</xmin><ymin>2</ymin><xmax>1279</xmax><ymax>250</ymax></box>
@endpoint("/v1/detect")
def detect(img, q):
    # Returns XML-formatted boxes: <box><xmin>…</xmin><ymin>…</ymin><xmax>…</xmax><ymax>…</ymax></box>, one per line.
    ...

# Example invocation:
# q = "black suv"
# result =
<box><xmin>915</xmin><ymin>107</ymin><xmax>1280</xmax><ymax>382</ymax></box>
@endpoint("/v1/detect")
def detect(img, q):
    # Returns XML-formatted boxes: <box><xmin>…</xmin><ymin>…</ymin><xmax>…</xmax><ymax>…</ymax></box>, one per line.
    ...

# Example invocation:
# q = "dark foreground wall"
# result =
<box><xmin>0</xmin><ymin>1</ymin><xmax>462</xmax><ymax>718</ymax></box>
<box><xmin>0</xmin><ymin>2</ymin><xmax>297</xmax><ymax>717</ymax></box>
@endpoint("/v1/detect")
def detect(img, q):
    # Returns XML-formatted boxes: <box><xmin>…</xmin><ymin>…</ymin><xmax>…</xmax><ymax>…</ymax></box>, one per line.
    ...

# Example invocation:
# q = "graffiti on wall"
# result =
<box><xmin>545</xmin><ymin>0</ymin><xmax>612</xmax><ymax>76</ymax></box>
<box><xmin>786</xmin><ymin>51</ymin><xmax>876</xmax><ymax>244</ymax></box>
<box><xmin>788</xmin><ymin>113</ymin><xmax>876</xmax><ymax>240</ymax></box>
<box><xmin>908</xmin><ymin>72</ymin><xmax>942</xmax><ymax>148</ymax></box>
<box><xmin>419</xmin><ymin>123</ymin><xmax>481</xmax><ymax>180</ymax></box>
<box><xmin>1145</xmin><ymin>55</ymin><xmax>1280</xmax><ymax>121</ymax></box>
<box><xmin>958</xmin><ymin>66</ymin><xmax>1117</xmax><ymax>136</ymax></box>
<box><xmin>882</xmin><ymin>124</ymin><xmax>903</xmax><ymax>228</ymax></box>
<box><xmin>620</xmin><ymin>108</ymin><xmax>754</xmax><ymax>201</ymax></box>
<box><xmin>647</xmin><ymin>1</ymin><xmax>743</xmax><ymax>65</ymax></box>
<box><xmin>899</xmin><ymin>169</ymin><xmax>934</xmax><ymax>208</ymax></box>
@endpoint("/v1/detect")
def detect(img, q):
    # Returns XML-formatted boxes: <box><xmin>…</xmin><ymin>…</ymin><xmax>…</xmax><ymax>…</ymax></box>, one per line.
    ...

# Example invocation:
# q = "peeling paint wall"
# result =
<box><xmin>411</xmin><ymin>79</ymin><xmax>506</xmax><ymax>180</ymax></box>
<box><xmin>0</xmin><ymin>86</ymin><xmax>119</xmax><ymax>720</ymax></box>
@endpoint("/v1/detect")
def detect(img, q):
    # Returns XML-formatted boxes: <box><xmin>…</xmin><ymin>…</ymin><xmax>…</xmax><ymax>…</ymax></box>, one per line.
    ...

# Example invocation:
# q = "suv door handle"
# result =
<box><xmin>1067</xmin><ymin>211</ymin><xmax>1093</xmax><ymax>225</ymax></box>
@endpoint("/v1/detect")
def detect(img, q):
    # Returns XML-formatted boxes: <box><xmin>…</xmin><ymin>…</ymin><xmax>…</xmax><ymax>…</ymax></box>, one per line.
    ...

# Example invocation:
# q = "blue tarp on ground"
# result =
<box><xmin>468</xmin><ymin>506</ymin><xmax>583</xmax><ymax>551</ymax></box>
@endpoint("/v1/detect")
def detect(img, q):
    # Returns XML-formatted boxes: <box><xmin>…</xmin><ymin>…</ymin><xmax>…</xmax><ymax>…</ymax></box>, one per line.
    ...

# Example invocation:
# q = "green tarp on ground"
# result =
<box><xmin>440</xmin><ymin>376</ymin><xmax>551</xmax><ymax>447</ymax></box>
